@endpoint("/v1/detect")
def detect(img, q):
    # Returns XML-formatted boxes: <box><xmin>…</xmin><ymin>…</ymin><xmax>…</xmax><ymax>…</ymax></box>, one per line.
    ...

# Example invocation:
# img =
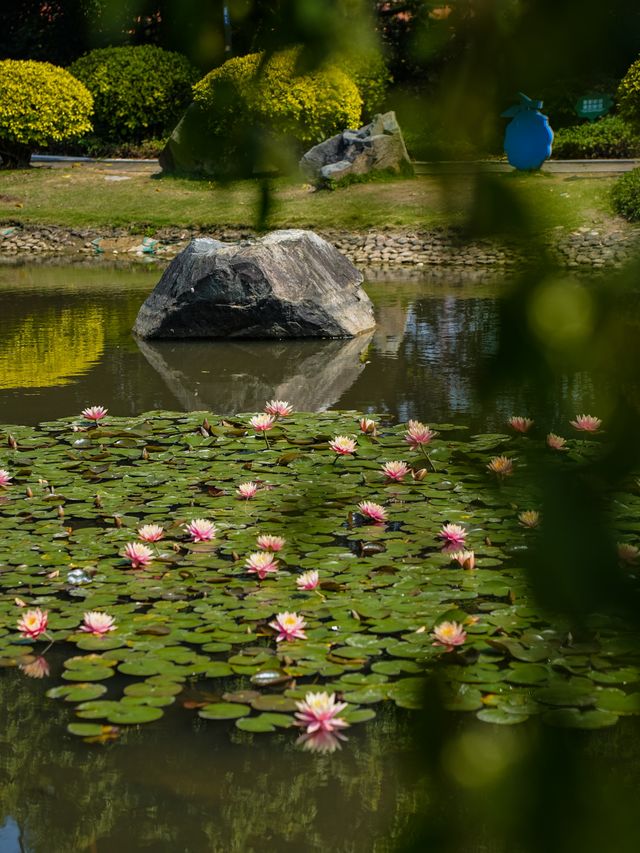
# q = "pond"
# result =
<box><xmin>0</xmin><ymin>264</ymin><xmax>621</xmax><ymax>431</ymax></box>
<box><xmin>1</xmin><ymin>264</ymin><xmax>640</xmax><ymax>853</ymax></box>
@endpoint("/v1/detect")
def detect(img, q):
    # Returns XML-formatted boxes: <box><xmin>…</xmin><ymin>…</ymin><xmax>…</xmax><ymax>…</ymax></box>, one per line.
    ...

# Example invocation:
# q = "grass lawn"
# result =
<box><xmin>0</xmin><ymin>163</ymin><xmax>619</xmax><ymax>234</ymax></box>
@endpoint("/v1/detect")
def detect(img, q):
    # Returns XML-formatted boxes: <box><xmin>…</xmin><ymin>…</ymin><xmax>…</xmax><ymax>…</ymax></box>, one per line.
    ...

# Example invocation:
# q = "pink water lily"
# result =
<box><xmin>297</xmin><ymin>570</ymin><xmax>319</xmax><ymax>590</ymax></box>
<box><xmin>381</xmin><ymin>460</ymin><xmax>410</xmax><ymax>482</ymax></box>
<box><xmin>17</xmin><ymin>608</ymin><xmax>49</xmax><ymax>640</ymax></box>
<box><xmin>256</xmin><ymin>534</ymin><xmax>285</xmax><ymax>552</ymax></box>
<box><xmin>185</xmin><ymin>518</ymin><xmax>216</xmax><ymax>542</ymax></box>
<box><xmin>518</xmin><ymin>510</ymin><xmax>540</xmax><ymax>528</ymax></box>
<box><xmin>237</xmin><ymin>481</ymin><xmax>258</xmax><ymax>499</ymax></box>
<box><xmin>138</xmin><ymin>524</ymin><xmax>164</xmax><ymax>542</ymax></box>
<box><xmin>357</xmin><ymin>500</ymin><xmax>387</xmax><ymax>523</ymax></box>
<box><xmin>450</xmin><ymin>550</ymin><xmax>476</xmax><ymax>570</ymax></box>
<box><xmin>487</xmin><ymin>455</ymin><xmax>514</xmax><ymax>477</ymax></box>
<box><xmin>405</xmin><ymin>420</ymin><xmax>438</xmax><ymax>447</ymax></box>
<box><xmin>246</xmin><ymin>551</ymin><xmax>279</xmax><ymax>579</ymax></box>
<box><xmin>264</xmin><ymin>400</ymin><xmax>293</xmax><ymax>417</ymax></box>
<box><xmin>0</xmin><ymin>469</ymin><xmax>12</xmax><ymax>487</ymax></box>
<box><xmin>81</xmin><ymin>405</ymin><xmax>108</xmax><ymax>422</ymax></box>
<box><xmin>269</xmin><ymin>611</ymin><xmax>307</xmax><ymax>642</ymax></box>
<box><xmin>570</xmin><ymin>414</ymin><xmax>601</xmax><ymax>432</ymax></box>
<box><xmin>432</xmin><ymin>620</ymin><xmax>467</xmax><ymax>652</ymax></box>
<box><xmin>359</xmin><ymin>417</ymin><xmax>377</xmax><ymax>435</ymax></box>
<box><xmin>438</xmin><ymin>523</ymin><xmax>467</xmax><ymax>547</ymax></box>
<box><xmin>329</xmin><ymin>435</ymin><xmax>357</xmax><ymax>456</ymax></box>
<box><xmin>546</xmin><ymin>433</ymin><xmax>567</xmax><ymax>450</ymax></box>
<box><xmin>508</xmin><ymin>416</ymin><xmax>534</xmax><ymax>433</ymax></box>
<box><xmin>124</xmin><ymin>541</ymin><xmax>154</xmax><ymax>568</ymax></box>
<box><xmin>250</xmin><ymin>413</ymin><xmax>276</xmax><ymax>432</ymax></box>
<box><xmin>294</xmin><ymin>691</ymin><xmax>349</xmax><ymax>734</ymax></box>
<box><xmin>20</xmin><ymin>656</ymin><xmax>50</xmax><ymax>679</ymax></box>
<box><xmin>80</xmin><ymin>611</ymin><xmax>117</xmax><ymax>635</ymax></box>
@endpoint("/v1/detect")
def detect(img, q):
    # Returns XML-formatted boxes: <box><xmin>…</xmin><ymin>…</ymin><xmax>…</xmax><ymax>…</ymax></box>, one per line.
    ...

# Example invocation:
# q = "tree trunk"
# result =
<box><xmin>0</xmin><ymin>140</ymin><xmax>32</xmax><ymax>169</ymax></box>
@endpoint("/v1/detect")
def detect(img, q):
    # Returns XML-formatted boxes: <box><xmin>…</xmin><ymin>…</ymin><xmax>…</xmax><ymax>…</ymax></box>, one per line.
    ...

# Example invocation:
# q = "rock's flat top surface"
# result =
<box><xmin>133</xmin><ymin>229</ymin><xmax>375</xmax><ymax>340</ymax></box>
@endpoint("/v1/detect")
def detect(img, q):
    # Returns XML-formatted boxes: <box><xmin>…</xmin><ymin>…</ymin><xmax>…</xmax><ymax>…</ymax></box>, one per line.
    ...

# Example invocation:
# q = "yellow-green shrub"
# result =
<box><xmin>191</xmin><ymin>49</ymin><xmax>362</xmax><ymax>174</ymax></box>
<box><xmin>0</xmin><ymin>60</ymin><xmax>93</xmax><ymax>167</ymax></box>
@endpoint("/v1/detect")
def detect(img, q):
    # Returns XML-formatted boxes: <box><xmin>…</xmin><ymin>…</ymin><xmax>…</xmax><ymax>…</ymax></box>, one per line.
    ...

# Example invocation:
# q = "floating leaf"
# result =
<box><xmin>46</xmin><ymin>683</ymin><xmax>108</xmax><ymax>702</ymax></box>
<box><xmin>250</xmin><ymin>694</ymin><xmax>298</xmax><ymax>712</ymax></box>
<box><xmin>199</xmin><ymin>702</ymin><xmax>251</xmax><ymax>720</ymax></box>
<box><xmin>594</xmin><ymin>689</ymin><xmax>640</xmax><ymax>715</ymax></box>
<box><xmin>542</xmin><ymin>708</ymin><xmax>618</xmax><ymax>729</ymax></box>
<box><xmin>476</xmin><ymin>708</ymin><xmax>529</xmax><ymax>725</ymax></box>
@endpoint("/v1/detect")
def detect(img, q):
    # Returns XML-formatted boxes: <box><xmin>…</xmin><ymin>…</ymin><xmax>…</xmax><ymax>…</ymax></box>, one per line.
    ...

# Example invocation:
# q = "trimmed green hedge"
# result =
<box><xmin>69</xmin><ymin>45</ymin><xmax>198</xmax><ymax>144</ymax></box>
<box><xmin>0</xmin><ymin>60</ymin><xmax>93</xmax><ymax>168</ymax></box>
<box><xmin>611</xmin><ymin>168</ymin><xmax>640</xmax><ymax>221</ymax></box>
<box><xmin>552</xmin><ymin>117</ymin><xmax>640</xmax><ymax>159</ymax></box>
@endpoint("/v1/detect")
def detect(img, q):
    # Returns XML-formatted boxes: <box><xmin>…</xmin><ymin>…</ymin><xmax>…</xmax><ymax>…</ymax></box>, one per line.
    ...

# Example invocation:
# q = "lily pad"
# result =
<box><xmin>542</xmin><ymin>708</ymin><xmax>619</xmax><ymax>729</ymax></box>
<box><xmin>250</xmin><ymin>694</ymin><xmax>298</xmax><ymax>713</ymax></box>
<box><xmin>476</xmin><ymin>708</ymin><xmax>529</xmax><ymax>725</ymax></box>
<box><xmin>199</xmin><ymin>702</ymin><xmax>251</xmax><ymax>720</ymax></box>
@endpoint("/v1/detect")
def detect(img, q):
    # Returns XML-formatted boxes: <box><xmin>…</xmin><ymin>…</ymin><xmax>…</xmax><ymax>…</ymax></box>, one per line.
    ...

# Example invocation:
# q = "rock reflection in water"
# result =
<box><xmin>136</xmin><ymin>331</ymin><xmax>374</xmax><ymax>413</ymax></box>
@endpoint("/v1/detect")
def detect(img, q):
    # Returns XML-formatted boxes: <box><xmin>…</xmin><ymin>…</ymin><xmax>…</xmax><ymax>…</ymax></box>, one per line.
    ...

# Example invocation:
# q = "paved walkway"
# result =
<box><xmin>31</xmin><ymin>154</ymin><xmax>640</xmax><ymax>176</ymax></box>
<box><xmin>31</xmin><ymin>155</ymin><xmax>160</xmax><ymax>173</ymax></box>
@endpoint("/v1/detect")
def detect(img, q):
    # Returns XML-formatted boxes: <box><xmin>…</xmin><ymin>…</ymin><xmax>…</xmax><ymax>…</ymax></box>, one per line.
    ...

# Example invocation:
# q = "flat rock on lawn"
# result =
<box><xmin>133</xmin><ymin>229</ymin><xmax>375</xmax><ymax>339</ymax></box>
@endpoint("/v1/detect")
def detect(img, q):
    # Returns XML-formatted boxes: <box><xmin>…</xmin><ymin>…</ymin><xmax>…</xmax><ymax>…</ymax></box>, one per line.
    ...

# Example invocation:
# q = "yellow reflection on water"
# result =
<box><xmin>0</xmin><ymin>306</ymin><xmax>105</xmax><ymax>390</ymax></box>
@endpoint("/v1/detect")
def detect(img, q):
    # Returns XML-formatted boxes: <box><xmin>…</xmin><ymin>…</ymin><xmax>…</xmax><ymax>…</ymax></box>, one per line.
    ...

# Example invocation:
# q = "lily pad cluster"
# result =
<box><xmin>0</xmin><ymin>408</ymin><xmax>639</xmax><ymax>741</ymax></box>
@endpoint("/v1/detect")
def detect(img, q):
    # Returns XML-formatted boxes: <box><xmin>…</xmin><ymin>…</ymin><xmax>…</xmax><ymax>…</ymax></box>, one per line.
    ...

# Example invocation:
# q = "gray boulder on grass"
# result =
<box><xmin>300</xmin><ymin>111</ymin><xmax>412</xmax><ymax>184</ymax></box>
<box><xmin>133</xmin><ymin>229</ymin><xmax>375</xmax><ymax>340</ymax></box>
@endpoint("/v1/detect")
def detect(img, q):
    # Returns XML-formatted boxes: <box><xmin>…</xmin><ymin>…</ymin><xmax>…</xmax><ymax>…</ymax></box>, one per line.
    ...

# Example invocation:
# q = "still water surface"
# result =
<box><xmin>0</xmin><ymin>264</ymin><xmax>616</xmax><ymax>431</ymax></box>
<box><xmin>0</xmin><ymin>264</ymin><xmax>638</xmax><ymax>853</ymax></box>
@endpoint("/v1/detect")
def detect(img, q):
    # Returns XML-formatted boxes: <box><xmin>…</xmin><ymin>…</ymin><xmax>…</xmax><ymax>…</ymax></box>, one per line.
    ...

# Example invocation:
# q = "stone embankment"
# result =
<box><xmin>0</xmin><ymin>223</ymin><xmax>638</xmax><ymax>270</ymax></box>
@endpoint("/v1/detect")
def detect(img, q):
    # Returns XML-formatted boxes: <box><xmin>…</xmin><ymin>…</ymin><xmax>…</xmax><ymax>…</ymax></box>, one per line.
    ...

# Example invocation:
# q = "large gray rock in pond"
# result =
<box><xmin>133</xmin><ymin>229</ymin><xmax>375</xmax><ymax>340</ymax></box>
<box><xmin>300</xmin><ymin>111</ymin><xmax>412</xmax><ymax>184</ymax></box>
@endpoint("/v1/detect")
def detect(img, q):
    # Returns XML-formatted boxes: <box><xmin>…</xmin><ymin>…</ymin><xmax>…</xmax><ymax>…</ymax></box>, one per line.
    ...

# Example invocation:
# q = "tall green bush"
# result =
<box><xmin>190</xmin><ymin>48</ymin><xmax>362</xmax><ymax>175</ymax></box>
<box><xmin>618</xmin><ymin>57</ymin><xmax>640</xmax><ymax>132</ymax></box>
<box><xmin>69</xmin><ymin>45</ymin><xmax>198</xmax><ymax>144</ymax></box>
<box><xmin>0</xmin><ymin>60</ymin><xmax>93</xmax><ymax>168</ymax></box>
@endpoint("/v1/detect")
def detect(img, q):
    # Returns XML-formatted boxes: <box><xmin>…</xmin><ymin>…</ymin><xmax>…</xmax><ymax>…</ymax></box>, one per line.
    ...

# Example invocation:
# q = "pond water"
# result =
<box><xmin>1</xmin><ymin>264</ymin><xmax>640</xmax><ymax>853</ymax></box>
<box><xmin>0</xmin><ymin>264</ymin><xmax>620</xmax><ymax>432</ymax></box>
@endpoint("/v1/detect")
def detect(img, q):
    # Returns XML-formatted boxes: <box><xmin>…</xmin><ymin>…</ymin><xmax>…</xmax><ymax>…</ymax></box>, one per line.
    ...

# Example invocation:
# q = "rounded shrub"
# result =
<box><xmin>618</xmin><ymin>58</ymin><xmax>640</xmax><ymax>133</ymax></box>
<box><xmin>0</xmin><ymin>60</ymin><xmax>93</xmax><ymax>168</ymax></box>
<box><xmin>191</xmin><ymin>48</ymin><xmax>362</xmax><ymax>174</ymax></box>
<box><xmin>552</xmin><ymin>116</ymin><xmax>640</xmax><ymax>159</ymax></box>
<box><xmin>68</xmin><ymin>45</ymin><xmax>198</xmax><ymax>144</ymax></box>
<box><xmin>611</xmin><ymin>168</ymin><xmax>640</xmax><ymax>222</ymax></box>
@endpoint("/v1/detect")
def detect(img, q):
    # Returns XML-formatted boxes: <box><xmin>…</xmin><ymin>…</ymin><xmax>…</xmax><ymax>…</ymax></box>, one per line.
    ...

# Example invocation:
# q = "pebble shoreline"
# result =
<box><xmin>1</xmin><ymin>223</ymin><xmax>638</xmax><ymax>271</ymax></box>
